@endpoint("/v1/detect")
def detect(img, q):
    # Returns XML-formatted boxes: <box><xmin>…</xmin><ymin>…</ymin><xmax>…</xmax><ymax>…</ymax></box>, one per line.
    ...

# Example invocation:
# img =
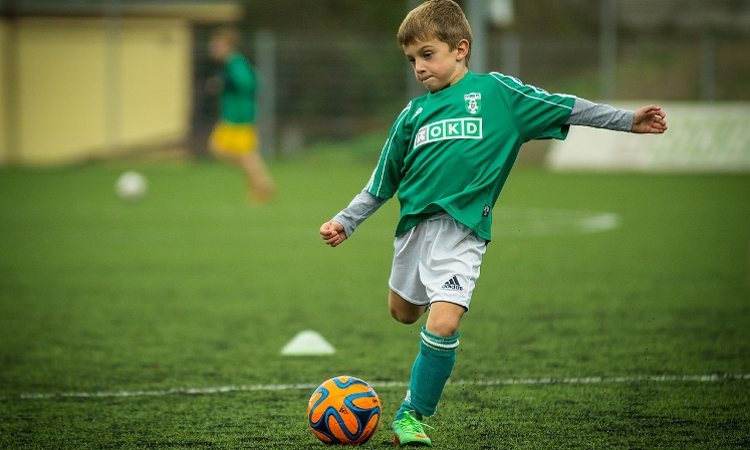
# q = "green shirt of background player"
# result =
<box><xmin>219</xmin><ymin>52</ymin><xmax>256</xmax><ymax>124</ymax></box>
<box><xmin>208</xmin><ymin>27</ymin><xmax>275</xmax><ymax>204</ymax></box>
<box><xmin>320</xmin><ymin>0</ymin><xmax>667</xmax><ymax>447</ymax></box>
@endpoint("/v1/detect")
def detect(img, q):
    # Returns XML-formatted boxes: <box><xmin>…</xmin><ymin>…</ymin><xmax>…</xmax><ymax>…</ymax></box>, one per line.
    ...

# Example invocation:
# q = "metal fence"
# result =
<box><xmin>190</xmin><ymin>21</ymin><xmax>750</xmax><ymax>158</ymax></box>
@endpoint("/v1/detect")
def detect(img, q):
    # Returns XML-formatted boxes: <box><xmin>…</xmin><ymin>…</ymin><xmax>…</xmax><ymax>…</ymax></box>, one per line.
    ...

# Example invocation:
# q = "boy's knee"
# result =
<box><xmin>425</xmin><ymin>318</ymin><xmax>460</xmax><ymax>337</ymax></box>
<box><xmin>389</xmin><ymin>305</ymin><xmax>421</xmax><ymax>325</ymax></box>
<box><xmin>425</xmin><ymin>302</ymin><xmax>465</xmax><ymax>337</ymax></box>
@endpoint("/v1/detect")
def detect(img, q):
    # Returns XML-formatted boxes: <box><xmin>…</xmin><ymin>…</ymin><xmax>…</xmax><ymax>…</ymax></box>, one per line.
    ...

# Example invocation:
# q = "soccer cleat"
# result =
<box><xmin>392</xmin><ymin>411</ymin><xmax>433</xmax><ymax>447</ymax></box>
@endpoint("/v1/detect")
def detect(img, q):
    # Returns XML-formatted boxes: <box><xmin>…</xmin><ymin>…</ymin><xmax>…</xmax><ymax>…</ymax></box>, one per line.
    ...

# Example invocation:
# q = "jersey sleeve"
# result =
<box><xmin>490</xmin><ymin>73</ymin><xmax>575</xmax><ymax>141</ymax></box>
<box><xmin>567</xmin><ymin>97</ymin><xmax>634</xmax><ymax>131</ymax></box>
<box><xmin>366</xmin><ymin>102</ymin><xmax>413</xmax><ymax>199</ymax></box>
<box><xmin>331</xmin><ymin>189</ymin><xmax>388</xmax><ymax>238</ymax></box>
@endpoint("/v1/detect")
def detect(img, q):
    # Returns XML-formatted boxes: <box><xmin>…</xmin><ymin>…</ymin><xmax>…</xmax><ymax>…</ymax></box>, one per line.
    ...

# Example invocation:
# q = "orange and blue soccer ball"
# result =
<box><xmin>307</xmin><ymin>376</ymin><xmax>381</xmax><ymax>445</ymax></box>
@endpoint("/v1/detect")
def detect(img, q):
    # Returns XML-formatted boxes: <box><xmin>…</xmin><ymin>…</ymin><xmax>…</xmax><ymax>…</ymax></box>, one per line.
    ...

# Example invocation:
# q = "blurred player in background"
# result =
<box><xmin>208</xmin><ymin>27</ymin><xmax>275</xmax><ymax>204</ymax></box>
<box><xmin>320</xmin><ymin>0</ymin><xmax>667</xmax><ymax>446</ymax></box>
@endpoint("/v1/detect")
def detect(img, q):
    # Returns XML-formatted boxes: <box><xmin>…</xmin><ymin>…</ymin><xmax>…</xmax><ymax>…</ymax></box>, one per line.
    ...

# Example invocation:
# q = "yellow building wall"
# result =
<box><xmin>119</xmin><ymin>19</ymin><xmax>191</xmax><ymax>148</ymax></box>
<box><xmin>11</xmin><ymin>17</ymin><xmax>191</xmax><ymax>166</ymax></box>
<box><xmin>17</xmin><ymin>19</ymin><xmax>108</xmax><ymax>164</ymax></box>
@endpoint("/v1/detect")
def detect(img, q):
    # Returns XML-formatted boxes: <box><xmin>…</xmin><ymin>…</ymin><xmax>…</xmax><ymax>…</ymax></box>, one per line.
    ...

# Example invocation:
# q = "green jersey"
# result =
<box><xmin>367</xmin><ymin>71</ymin><xmax>575</xmax><ymax>241</ymax></box>
<box><xmin>219</xmin><ymin>53</ymin><xmax>257</xmax><ymax>124</ymax></box>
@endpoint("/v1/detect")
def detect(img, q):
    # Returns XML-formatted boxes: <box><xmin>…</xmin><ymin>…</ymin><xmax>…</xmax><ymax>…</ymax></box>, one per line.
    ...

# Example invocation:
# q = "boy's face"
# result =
<box><xmin>402</xmin><ymin>38</ymin><xmax>469</xmax><ymax>93</ymax></box>
<box><xmin>210</xmin><ymin>37</ymin><xmax>232</xmax><ymax>62</ymax></box>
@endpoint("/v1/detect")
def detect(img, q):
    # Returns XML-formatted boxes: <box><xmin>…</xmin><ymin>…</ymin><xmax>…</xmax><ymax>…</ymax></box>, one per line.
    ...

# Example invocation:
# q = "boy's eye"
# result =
<box><xmin>423</xmin><ymin>52</ymin><xmax>432</xmax><ymax>59</ymax></box>
<box><xmin>407</xmin><ymin>58</ymin><xmax>416</xmax><ymax>65</ymax></box>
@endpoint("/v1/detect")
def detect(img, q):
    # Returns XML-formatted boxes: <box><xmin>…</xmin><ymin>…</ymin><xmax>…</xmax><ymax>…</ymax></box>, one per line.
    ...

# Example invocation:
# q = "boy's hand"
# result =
<box><xmin>320</xmin><ymin>221</ymin><xmax>347</xmax><ymax>247</ymax></box>
<box><xmin>632</xmin><ymin>105</ymin><xmax>667</xmax><ymax>134</ymax></box>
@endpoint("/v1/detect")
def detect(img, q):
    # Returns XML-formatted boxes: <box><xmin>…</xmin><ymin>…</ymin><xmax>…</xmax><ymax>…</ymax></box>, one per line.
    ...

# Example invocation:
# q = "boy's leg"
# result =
<box><xmin>209</xmin><ymin>123</ymin><xmax>275</xmax><ymax>203</ymax></box>
<box><xmin>393</xmin><ymin>302</ymin><xmax>463</xmax><ymax>446</ymax></box>
<box><xmin>425</xmin><ymin>301</ymin><xmax>465</xmax><ymax>337</ymax></box>
<box><xmin>389</xmin><ymin>217</ymin><xmax>484</xmax><ymax>445</ymax></box>
<box><xmin>388</xmin><ymin>289</ymin><xmax>426</xmax><ymax>325</ymax></box>
<box><xmin>240</xmin><ymin>151</ymin><xmax>276</xmax><ymax>202</ymax></box>
<box><xmin>395</xmin><ymin>301</ymin><xmax>464</xmax><ymax>421</ymax></box>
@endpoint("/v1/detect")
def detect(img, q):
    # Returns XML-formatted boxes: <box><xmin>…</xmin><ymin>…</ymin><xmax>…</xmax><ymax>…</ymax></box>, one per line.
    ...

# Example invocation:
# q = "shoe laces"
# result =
<box><xmin>398</xmin><ymin>412</ymin><xmax>434</xmax><ymax>433</ymax></box>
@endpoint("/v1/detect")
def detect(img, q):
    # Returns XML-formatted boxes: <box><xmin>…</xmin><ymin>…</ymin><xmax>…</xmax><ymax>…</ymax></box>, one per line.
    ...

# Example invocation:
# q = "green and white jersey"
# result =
<box><xmin>366</xmin><ymin>71</ymin><xmax>575</xmax><ymax>241</ymax></box>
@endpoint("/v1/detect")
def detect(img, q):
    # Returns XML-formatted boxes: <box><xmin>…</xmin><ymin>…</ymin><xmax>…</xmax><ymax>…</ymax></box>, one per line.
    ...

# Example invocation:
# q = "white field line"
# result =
<box><xmin>9</xmin><ymin>373</ymin><xmax>750</xmax><ymax>400</ymax></box>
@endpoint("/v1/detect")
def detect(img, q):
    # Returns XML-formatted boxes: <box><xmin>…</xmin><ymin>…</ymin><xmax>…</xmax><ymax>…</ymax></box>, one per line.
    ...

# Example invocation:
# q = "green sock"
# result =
<box><xmin>395</xmin><ymin>326</ymin><xmax>459</xmax><ymax>421</ymax></box>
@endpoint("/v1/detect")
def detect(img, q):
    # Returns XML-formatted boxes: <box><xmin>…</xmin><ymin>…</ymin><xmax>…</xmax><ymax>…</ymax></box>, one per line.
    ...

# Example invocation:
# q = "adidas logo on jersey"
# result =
<box><xmin>441</xmin><ymin>276</ymin><xmax>463</xmax><ymax>291</ymax></box>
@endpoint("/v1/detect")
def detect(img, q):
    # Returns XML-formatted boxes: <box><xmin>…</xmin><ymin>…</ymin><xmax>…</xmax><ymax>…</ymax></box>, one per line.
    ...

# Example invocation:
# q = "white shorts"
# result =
<box><xmin>389</xmin><ymin>214</ymin><xmax>487</xmax><ymax>310</ymax></box>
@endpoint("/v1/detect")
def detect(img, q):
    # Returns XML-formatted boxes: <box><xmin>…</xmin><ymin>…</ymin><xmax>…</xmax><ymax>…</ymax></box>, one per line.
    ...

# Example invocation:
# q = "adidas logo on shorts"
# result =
<box><xmin>442</xmin><ymin>276</ymin><xmax>463</xmax><ymax>291</ymax></box>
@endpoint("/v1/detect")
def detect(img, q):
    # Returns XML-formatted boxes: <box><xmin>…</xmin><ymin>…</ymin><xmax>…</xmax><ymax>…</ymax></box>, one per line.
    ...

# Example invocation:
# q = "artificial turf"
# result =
<box><xmin>1</xmin><ymin>151</ymin><xmax>748</xmax><ymax>449</ymax></box>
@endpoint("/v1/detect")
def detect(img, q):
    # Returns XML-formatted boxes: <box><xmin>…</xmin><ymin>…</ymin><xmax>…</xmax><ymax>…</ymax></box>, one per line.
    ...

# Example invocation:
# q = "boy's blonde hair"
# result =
<box><xmin>397</xmin><ymin>0</ymin><xmax>473</xmax><ymax>66</ymax></box>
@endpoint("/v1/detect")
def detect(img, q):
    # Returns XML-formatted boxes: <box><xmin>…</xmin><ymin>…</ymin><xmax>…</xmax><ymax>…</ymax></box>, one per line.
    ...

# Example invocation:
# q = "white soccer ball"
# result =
<box><xmin>116</xmin><ymin>171</ymin><xmax>147</xmax><ymax>201</ymax></box>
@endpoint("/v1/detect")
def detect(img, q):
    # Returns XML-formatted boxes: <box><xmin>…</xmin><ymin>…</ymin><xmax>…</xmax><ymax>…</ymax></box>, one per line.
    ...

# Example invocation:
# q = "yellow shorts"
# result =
<box><xmin>209</xmin><ymin>123</ymin><xmax>258</xmax><ymax>155</ymax></box>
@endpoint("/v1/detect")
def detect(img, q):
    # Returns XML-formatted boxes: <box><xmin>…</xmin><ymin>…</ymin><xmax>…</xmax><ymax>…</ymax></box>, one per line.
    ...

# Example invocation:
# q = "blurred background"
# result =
<box><xmin>0</xmin><ymin>0</ymin><xmax>749</xmax><ymax>167</ymax></box>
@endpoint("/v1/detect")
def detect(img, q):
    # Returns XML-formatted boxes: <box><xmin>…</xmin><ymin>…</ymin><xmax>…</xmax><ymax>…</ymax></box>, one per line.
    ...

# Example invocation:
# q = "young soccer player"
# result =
<box><xmin>208</xmin><ymin>27</ymin><xmax>275</xmax><ymax>203</ymax></box>
<box><xmin>320</xmin><ymin>0</ymin><xmax>667</xmax><ymax>446</ymax></box>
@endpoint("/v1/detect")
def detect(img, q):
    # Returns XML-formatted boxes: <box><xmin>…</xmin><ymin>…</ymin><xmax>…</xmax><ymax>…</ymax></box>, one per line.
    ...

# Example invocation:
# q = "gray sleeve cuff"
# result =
<box><xmin>567</xmin><ymin>97</ymin><xmax>634</xmax><ymax>132</ymax></box>
<box><xmin>331</xmin><ymin>189</ymin><xmax>388</xmax><ymax>238</ymax></box>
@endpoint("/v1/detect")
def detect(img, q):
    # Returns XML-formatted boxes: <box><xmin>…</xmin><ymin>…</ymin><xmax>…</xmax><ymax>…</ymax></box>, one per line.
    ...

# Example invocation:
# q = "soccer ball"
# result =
<box><xmin>115</xmin><ymin>171</ymin><xmax>147</xmax><ymax>201</ymax></box>
<box><xmin>307</xmin><ymin>376</ymin><xmax>381</xmax><ymax>445</ymax></box>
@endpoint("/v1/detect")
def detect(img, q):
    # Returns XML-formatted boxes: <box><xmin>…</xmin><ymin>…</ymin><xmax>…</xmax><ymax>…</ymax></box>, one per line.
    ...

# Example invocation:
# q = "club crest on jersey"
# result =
<box><xmin>464</xmin><ymin>92</ymin><xmax>482</xmax><ymax>115</ymax></box>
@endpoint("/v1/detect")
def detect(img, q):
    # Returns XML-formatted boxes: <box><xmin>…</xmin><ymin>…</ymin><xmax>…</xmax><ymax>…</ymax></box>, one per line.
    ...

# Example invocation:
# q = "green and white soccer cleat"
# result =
<box><xmin>392</xmin><ymin>411</ymin><xmax>433</xmax><ymax>447</ymax></box>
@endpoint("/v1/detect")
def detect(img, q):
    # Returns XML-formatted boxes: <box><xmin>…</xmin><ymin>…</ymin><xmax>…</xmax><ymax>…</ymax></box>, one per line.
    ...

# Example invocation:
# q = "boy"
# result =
<box><xmin>208</xmin><ymin>27</ymin><xmax>275</xmax><ymax>203</ymax></box>
<box><xmin>320</xmin><ymin>0</ymin><xmax>667</xmax><ymax>446</ymax></box>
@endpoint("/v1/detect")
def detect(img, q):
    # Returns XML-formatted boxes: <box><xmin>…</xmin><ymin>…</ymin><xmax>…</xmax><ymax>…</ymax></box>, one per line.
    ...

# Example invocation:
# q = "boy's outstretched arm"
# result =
<box><xmin>567</xmin><ymin>98</ymin><xmax>668</xmax><ymax>134</ymax></box>
<box><xmin>631</xmin><ymin>105</ymin><xmax>667</xmax><ymax>134</ymax></box>
<box><xmin>320</xmin><ymin>221</ymin><xmax>347</xmax><ymax>247</ymax></box>
<box><xmin>320</xmin><ymin>189</ymin><xmax>388</xmax><ymax>248</ymax></box>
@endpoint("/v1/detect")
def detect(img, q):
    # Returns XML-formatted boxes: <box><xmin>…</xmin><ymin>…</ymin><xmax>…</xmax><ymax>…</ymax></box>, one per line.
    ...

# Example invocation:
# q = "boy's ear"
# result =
<box><xmin>455</xmin><ymin>39</ymin><xmax>470</xmax><ymax>61</ymax></box>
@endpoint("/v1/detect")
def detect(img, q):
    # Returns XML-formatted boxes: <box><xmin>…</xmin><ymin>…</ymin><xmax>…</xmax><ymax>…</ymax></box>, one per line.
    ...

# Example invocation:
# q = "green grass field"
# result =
<box><xmin>1</xmin><ymin>150</ymin><xmax>749</xmax><ymax>449</ymax></box>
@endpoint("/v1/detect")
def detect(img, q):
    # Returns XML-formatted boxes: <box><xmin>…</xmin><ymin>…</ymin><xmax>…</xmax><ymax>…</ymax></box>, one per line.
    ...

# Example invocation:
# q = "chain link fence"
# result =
<box><xmin>189</xmin><ymin>11</ymin><xmax>749</xmax><ymax>158</ymax></box>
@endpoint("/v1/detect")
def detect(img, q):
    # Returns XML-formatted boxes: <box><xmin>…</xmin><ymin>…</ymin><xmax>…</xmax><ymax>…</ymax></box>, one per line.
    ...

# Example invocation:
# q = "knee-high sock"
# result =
<box><xmin>395</xmin><ymin>326</ymin><xmax>459</xmax><ymax>421</ymax></box>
